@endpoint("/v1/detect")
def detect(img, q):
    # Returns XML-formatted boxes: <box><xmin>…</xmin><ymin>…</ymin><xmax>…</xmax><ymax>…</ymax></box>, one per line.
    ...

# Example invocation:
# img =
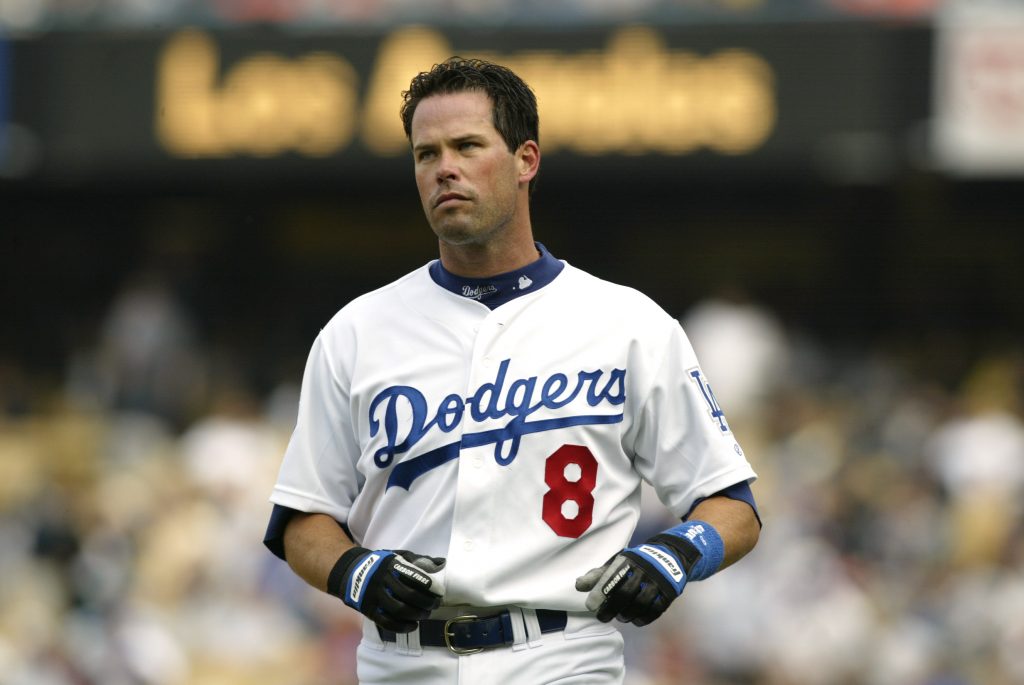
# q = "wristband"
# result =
<box><xmin>657</xmin><ymin>520</ymin><xmax>725</xmax><ymax>581</ymax></box>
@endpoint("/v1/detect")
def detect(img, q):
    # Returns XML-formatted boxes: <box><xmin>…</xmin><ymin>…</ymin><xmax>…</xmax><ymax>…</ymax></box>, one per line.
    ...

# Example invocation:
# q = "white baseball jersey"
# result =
<box><xmin>269</xmin><ymin>246</ymin><xmax>756</xmax><ymax>611</ymax></box>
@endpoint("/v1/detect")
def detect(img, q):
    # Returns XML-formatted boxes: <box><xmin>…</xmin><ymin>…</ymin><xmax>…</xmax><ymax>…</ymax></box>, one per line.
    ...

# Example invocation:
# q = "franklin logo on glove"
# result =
<box><xmin>348</xmin><ymin>553</ymin><xmax>382</xmax><ymax>605</ymax></box>
<box><xmin>636</xmin><ymin>545</ymin><xmax>684</xmax><ymax>583</ymax></box>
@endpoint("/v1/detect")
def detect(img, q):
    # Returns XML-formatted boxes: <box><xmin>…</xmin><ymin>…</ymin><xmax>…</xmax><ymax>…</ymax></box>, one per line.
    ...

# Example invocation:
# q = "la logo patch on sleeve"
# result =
<box><xmin>687</xmin><ymin>367</ymin><xmax>730</xmax><ymax>434</ymax></box>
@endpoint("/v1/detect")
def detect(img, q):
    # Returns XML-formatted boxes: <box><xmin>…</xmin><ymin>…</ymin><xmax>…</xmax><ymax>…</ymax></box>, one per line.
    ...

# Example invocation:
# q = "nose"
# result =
<box><xmin>435</xmin><ymin>149</ymin><xmax>459</xmax><ymax>184</ymax></box>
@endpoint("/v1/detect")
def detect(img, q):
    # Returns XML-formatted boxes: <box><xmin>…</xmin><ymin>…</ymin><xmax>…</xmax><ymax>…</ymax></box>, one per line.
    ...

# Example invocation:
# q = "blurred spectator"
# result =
<box><xmin>924</xmin><ymin>354</ymin><xmax>1024</xmax><ymax>569</ymax></box>
<box><xmin>826</xmin><ymin>0</ymin><xmax>939</xmax><ymax>19</ymax></box>
<box><xmin>69</xmin><ymin>270</ymin><xmax>206</xmax><ymax>431</ymax></box>
<box><xmin>681</xmin><ymin>287</ymin><xmax>791</xmax><ymax>420</ymax></box>
<box><xmin>0</xmin><ymin>0</ymin><xmax>49</xmax><ymax>31</ymax></box>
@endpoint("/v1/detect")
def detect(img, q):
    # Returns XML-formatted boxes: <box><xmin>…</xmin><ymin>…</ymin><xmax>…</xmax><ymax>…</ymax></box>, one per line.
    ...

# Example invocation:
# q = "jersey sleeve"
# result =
<box><xmin>268</xmin><ymin>332</ymin><xmax>363</xmax><ymax>527</ymax></box>
<box><xmin>628</xmin><ymin>319</ymin><xmax>757</xmax><ymax>519</ymax></box>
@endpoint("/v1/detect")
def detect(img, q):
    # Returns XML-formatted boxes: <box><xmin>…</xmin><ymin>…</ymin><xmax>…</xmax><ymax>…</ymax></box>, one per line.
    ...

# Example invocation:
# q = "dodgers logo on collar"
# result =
<box><xmin>461</xmin><ymin>284</ymin><xmax>497</xmax><ymax>300</ymax></box>
<box><xmin>368</xmin><ymin>359</ymin><xmax>627</xmax><ymax>490</ymax></box>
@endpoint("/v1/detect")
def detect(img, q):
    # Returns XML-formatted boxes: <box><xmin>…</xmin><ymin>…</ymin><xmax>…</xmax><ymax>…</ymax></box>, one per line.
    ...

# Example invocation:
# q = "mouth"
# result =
<box><xmin>434</xmin><ymin>192</ymin><xmax>469</xmax><ymax>208</ymax></box>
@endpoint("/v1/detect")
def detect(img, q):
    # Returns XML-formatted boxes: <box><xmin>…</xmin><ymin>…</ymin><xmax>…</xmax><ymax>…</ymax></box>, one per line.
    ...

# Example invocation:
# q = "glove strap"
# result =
<box><xmin>327</xmin><ymin>546</ymin><xmax>371</xmax><ymax>598</ymax></box>
<box><xmin>623</xmin><ymin>545</ymin><xmax>689</xmax><ymax>596</ymax></box>
<box><xmin>654</xmin><ymin>520</ymin><xmax>724</xmax><ymax>581</ymax></box>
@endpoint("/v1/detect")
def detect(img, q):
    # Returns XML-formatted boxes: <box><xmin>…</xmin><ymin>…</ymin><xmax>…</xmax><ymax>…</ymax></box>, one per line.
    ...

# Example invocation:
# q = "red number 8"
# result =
<box><xmin>542</xmin><ymin>445</ymin><xmax>598</xmax><ymax>538</ymax></box>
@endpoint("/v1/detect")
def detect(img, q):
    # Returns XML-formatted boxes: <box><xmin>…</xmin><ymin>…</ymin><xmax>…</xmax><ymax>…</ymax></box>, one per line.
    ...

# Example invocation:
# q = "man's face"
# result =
<box><xmin>411</xmin><ymin>90</ymin><xmax>523</xmax><ymax>247</ymax></box>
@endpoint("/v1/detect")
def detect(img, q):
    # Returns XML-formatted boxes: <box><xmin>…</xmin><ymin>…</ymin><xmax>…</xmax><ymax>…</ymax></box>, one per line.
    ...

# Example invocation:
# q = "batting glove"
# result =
<box><xmin>327</xmin><ymin>547</ymin><xmax>446</xmax><ymax>632</ymax></box>
<box><xmin>575</xmin><ymin>520</ymin><xmax>724</xmax><ymax>626</ymax></box>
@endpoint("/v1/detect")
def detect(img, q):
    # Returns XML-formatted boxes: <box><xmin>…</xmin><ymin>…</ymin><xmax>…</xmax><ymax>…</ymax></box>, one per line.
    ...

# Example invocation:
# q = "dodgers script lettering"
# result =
<box><xmin>368</xmin><ymin>358</ymin><xmax>627</xmax><ymax>490</ymax></box>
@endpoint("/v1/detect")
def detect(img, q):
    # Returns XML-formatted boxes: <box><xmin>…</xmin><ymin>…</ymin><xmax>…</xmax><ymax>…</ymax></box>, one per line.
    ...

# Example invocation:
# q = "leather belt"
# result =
<box><xmin>377</xmin><ymin>609</ymin><xmax>568</xmax><ymax>655</ymax></box>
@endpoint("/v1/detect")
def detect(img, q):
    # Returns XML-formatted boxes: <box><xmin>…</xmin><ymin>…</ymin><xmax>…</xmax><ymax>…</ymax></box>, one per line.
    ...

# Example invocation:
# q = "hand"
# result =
<box><xmin>332</xmin><ymin>547</ymin><xmax>446</xmax><ymax>632</ymax></box>
<box><xmin>576</xmin><ymin>522</ymin><xmax>716</xmax><ymax>627</ymax></box>
<box><xmin>575</xmin><ymin>546</ymin><xmax>684</xmax><ymax>626</ymax></box>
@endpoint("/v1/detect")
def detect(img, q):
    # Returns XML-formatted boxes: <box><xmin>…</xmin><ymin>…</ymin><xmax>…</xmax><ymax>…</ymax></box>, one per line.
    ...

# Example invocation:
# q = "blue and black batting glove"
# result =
<box><xmin>328</xmin><ymin>547</ymin><xmax>446</xmax><ymax>633</ymax></box>
<box><xmin>575</xmin><ymin>521</ymin><xmax>724</xmax><ymax>626</ymax></box>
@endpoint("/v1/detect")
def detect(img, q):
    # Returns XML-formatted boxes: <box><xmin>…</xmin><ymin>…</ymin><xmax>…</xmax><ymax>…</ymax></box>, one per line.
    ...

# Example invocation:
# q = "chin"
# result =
<box><xmin>433</xmin><ymin>223</ymin><xmax>485</xmax><ymax>247</ymax></box>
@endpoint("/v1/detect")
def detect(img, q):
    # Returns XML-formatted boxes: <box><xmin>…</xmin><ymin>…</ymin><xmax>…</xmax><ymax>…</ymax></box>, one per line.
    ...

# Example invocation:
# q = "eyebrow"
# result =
<box><xmin>413</xmin><ymin>134</ymin><xmax>485</xmax><ymax>154</ymax></box>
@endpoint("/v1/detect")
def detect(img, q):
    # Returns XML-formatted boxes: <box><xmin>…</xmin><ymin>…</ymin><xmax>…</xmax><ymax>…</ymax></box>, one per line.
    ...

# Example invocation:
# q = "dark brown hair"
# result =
<box><xmin>401</xmin><ymin>57</ymin><xmax>540</xmax><ymax>192</ymax></box>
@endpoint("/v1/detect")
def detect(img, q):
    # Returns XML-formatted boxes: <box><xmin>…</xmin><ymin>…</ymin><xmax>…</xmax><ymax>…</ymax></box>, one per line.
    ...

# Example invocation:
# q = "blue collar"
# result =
<box><xmin>428</xmin><ymin>243</ymin><xmax>564</xmax><ymax>310</ymax></box>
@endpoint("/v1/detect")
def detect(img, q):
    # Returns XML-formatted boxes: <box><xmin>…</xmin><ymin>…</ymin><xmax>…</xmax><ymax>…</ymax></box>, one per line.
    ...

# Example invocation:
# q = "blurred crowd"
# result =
<box><xmin>1</xmin><ymin>275</ymin><xmax>1023</xmax><ymax>685</ymax></box>
<box><xmin>0</xmin><ymin>0</ymin><xmax>936</xmax><ymax>32</ymax></box>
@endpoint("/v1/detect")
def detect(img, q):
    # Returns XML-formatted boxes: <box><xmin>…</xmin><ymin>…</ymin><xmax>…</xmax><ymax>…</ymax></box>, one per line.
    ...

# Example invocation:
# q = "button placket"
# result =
<box><xmin>445</xmin><ymin>310</ymin><xmax>508</xmax><ymax>596</ymax></box>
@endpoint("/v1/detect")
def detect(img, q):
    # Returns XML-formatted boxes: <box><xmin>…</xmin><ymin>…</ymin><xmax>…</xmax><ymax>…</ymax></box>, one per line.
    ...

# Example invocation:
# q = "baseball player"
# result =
<box><xmin>264</xmin><ymin>57</ymin><xmax>761</xmax><ymax>684</ymax></box>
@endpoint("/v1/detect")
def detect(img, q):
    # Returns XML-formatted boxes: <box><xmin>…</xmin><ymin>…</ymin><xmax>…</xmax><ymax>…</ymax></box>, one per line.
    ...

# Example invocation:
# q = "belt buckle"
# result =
<box><xmin>443</xmin><ymin>615</ymin><xmax>483</xmax><ymax>655</ymax></box>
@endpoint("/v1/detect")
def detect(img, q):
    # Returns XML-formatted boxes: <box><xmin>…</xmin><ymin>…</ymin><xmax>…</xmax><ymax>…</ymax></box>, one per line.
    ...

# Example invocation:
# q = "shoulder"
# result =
<box><xmin>307</xmin><ymin>264</ymin><xmax>435</xmax><ymax>377</ymax></box>
<box><xmin>556</xmin><ymin>262</ymin><xmax>676</xmax><ymax>326</ymax></box>
<box><xmin>323</xmin><ymin>264</ymin><xmax>430</xmax><ymax>331</ymax></box>
<box><xmin>311</xmin><ymin>264</ymin><xmax>434</xmax><ymax>360</ymax></box>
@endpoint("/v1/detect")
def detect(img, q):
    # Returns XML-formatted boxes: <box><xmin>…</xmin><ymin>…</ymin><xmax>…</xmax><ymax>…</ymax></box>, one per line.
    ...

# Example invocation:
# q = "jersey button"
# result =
<box><xmin>463</xmin><ymin>539</ymin><xmax>474</xmax><ymax>552</ymax></box>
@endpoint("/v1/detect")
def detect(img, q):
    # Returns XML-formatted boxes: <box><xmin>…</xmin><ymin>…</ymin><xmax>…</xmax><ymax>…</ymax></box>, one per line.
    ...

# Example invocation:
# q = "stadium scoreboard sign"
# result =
<box><xmin>156</xmin><ymin>26</ymin><xmax>776</xmax><ymax>159</ymax></box>
<box><xmin>3</xmin><ymin>23</ymin><xmax>930</xmax><ymax>184</ymax></box>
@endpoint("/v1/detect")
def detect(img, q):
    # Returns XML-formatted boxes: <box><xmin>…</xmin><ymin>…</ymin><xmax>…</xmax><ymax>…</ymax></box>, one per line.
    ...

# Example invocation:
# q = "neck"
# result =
<box><xmin>438</xmin><ymin>222</ymin><xmax>539</xmax><ymax>278</ymax></box>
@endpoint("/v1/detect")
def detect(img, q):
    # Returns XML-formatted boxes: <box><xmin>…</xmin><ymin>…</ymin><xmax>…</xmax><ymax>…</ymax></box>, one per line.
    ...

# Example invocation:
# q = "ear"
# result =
<box><xmin>516</xmin><ymin>140</ymin><xmax>540</xmax><ymax>186</ymax></box>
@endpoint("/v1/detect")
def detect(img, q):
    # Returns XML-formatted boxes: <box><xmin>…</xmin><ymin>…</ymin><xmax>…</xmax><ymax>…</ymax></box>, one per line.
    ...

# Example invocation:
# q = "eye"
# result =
<box><xmin>416</xmin><ymin>149</ymin><xmax>436</xmax><ymax>162</ymax></box>
<box><xmin>459</xmin><ymin>141</ymin><xmax>478</xmax><ymax>151</ymax></box>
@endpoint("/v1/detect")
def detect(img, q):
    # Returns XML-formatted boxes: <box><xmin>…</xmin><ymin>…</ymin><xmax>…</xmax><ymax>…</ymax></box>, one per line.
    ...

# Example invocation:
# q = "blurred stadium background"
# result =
<box><xmin>2</xmin><ymin>0</ymin><xmax>1024</xmax><ymax>683</ymax></box>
